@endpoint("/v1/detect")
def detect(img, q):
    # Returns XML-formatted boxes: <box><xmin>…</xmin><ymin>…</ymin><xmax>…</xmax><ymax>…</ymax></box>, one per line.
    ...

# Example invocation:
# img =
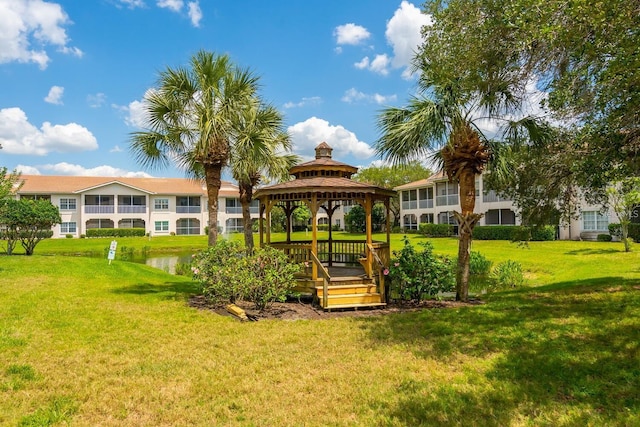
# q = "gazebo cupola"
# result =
<box><xmin>289</xmin><ymin>141</ymin><xmax>358</xmax><ymax>180</ymax></box>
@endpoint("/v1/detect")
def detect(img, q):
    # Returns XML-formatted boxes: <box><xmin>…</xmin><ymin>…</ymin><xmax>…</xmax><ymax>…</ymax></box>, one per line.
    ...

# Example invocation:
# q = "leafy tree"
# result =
<box><xmin>419</xmin><ymin>0</ymin><xmax>640</xmax><ymax>186</ymax></box>
<box><xmin>292</xmin><ymin>204</ymin><xmax>311</xmax><ymax>230</ymax></box>
<box><xmin>0</xmin><ymin>199</ymin><xmax>60</xmax><ymax>255</ymax></box>
<box><xmin>607</xmin><ymin>177</ymin><xmax>640</xmax><ymax>252</ymax></box>
<box><xmin>0</xmin><ymin>167</ymin><xmax>22</xmax><ymax>202</ymax></box>
<box><xmin>376</xmin><ymin>78</ymin><xmax>547</xmax><ymax>301</ymax></box>
<box><xmin>130</xmin><ymin>50</ymin><xmax>259</xmax><ymax>246</ymax></box>
<box><xmin>344</xmin><ymin>204</ymin><xmax>385</xmax><ymax>233</ymax></box>
<box><xmin>229</xmin><ymin>98</ymin><xmax>298</xmax><ymax>252</ymax></box>
<box><xmin>353</xmin><ymin>161</ymin><xmax>431</xmax><ymax>226</ymax></box>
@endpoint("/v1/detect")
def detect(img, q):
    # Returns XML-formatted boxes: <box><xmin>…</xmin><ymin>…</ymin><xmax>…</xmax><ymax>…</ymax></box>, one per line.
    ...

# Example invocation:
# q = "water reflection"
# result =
<box><xmin>144</xmin><ymin>254</ymin><xmax>192</xmax><ymax>274</ymax></box>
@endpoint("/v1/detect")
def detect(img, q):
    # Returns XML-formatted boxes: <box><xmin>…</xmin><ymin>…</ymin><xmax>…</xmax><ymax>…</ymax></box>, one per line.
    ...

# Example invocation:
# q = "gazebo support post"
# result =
<box><xmin>259</xmin><ymin>201</ymin><xmax>265</xmax><ymax>247</ymax></box>
<box><xmin>364</xmin><ymin>194</ymin><xmax>373</xmax><ymax>278</ymax></box>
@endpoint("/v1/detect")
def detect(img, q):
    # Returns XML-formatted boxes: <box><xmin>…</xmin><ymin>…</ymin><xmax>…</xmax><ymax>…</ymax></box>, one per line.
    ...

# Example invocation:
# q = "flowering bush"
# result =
<box><xmin>388</xmin><ymin>236</ymin><xmax>455</xmax><ymax>302</ymax></box>
<box><xmin>191</xmin><ymin>241</ymin><xmax>302</xmax><ymax>310</ymax></box>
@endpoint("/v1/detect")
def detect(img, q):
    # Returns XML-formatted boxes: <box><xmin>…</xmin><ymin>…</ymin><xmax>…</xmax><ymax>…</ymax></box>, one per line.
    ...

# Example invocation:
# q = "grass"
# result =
<box><xmin>0</xmin><ymin>235</ymin><xmax>639</xmax><ymax>425</ymax></box>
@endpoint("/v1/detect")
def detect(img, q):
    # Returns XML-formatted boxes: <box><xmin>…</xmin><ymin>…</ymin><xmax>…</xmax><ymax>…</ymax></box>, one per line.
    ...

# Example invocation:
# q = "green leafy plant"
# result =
<box><xmin>490</xmin><ymin>260</ymin><xmax>525</xmax><ymax>291</ymax></box>
<box><xmin>597</xmin><ymin>234</ymin><xmax>613</xmax><ymax>242</ymax></box>
<box><xmin>191</xmin><ymin>241</ymin><xmax>301</xmax><ymax>310</ymax></box>
<box><xmin>388</xmin><ymin>236</ymin><xmax>455</xmax><ymax>302</ymax></box>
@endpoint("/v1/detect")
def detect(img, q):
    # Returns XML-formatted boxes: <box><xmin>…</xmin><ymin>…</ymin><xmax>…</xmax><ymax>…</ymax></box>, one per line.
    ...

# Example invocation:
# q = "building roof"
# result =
<box><xmin>393</xmin><ymin>170</ymin><xmax>447</xmax><ymax>191</ymax></box>
<box><xmin>16</xmin><ymin>175</ymin><xmax>240</xmax><ymax>197</ymax></box>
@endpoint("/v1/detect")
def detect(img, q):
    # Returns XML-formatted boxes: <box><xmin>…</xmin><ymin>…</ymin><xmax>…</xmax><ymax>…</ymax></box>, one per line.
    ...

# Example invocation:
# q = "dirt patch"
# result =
<box><xmin>188</xmin><ymin>295</ymin><xmax>483</xmax><ymax>321</ymax></box>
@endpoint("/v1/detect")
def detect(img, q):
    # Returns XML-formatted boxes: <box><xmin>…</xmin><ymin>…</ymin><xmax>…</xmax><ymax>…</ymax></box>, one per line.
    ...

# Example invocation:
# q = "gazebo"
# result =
<box><xmin>253</xmin><ymin>142</ymin><xmax>396</xmax><ymax>310</ymax></box>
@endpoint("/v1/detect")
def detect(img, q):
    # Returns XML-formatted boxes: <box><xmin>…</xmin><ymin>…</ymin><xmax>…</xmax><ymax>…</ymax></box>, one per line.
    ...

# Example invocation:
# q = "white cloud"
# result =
<box><xmin>353</xmin><ymin>54</ymin><xmax>390</xmax><ymax>76</ymax></box>
<box><xmin>385</xmin><ymin>1</ymin><xmax>432</xmax><ymax>78</ymax></box>
<box><xmin>87</xmin><ymin>93</ymin><xmax>107</xmax><ymax>108</ymax></box>
<box><xmin>287</xmin><ymin>117</ymin><xmax>374</xmax><ymax>160</ymax></box>
<box><xmin>117</xmin><ymin>98</ymin><xmax>148</xmax><ymax>128</ymax></box>
<box><xmin>351</xmin><ymin>1</ymin><xmax>431</xmax><ymax>78</ymax></box>
<box><xmin>115</xmin><ymin>0</ymin><xmax>145</xmax><ymax>8</ymax></box>
<box><xmin>187</xmin><ymin>1</ymin><xmax>202</xmax><ymax>27</ymax></box>
<box><xmin>283</xmin><ymin>96</ymin><xmax>322</xmax><ymax>109</ymax></box>
<box><xmin>369</xmin><ymin>54</ymin><xmax>391</xmax><ymax>76</ymax></box>
<box><xmin>0</xmin><ymin>107</ymin><xmax>98</xmax><ymax>155</ymax></box>
<box><xmin>44</xmin><ymin>85</ymin><xmax>64</xmax><ymax>105</ymax></box>
<box><xmin>334</xmin><ymin>23</ymin><xmax>371</xmax><ymax>45</ymax></box>
<box><xmin>0</xmin><ymin>0</ymin><xmax>83</xmax><ymax>69</ymax></box>
<box><xmin>110</xmin><ymin>145</ymin><xmax>123</xmax><ymax>153</ymax></box>
<box><xmin>354</xmin><ymin>56</ymin><xmax>370</xmax><ymax>70</ymax></box>
<box><xmin>341</xmin><ymin>88</ymin><xmax>396</xmax><ymax>105</ymax></box>
<box><xmin>157</xmin><ymin>0</ymin><xmax>183</xmax><ymax>11</ymax></box>
<box><xmin>17</xmin><ymin>162</ymin><xmax>152</xmax><ymax>177</ymax></box>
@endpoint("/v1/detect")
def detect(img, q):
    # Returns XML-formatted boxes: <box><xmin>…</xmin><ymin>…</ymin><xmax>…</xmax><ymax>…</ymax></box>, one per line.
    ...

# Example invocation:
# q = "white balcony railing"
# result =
<box><xmin>85</xmin><ymin>205</ymin><xmax>114</xmax><ymax>214</ymax></box>
<box><xmin>118</xmin><ymin>206</ymin><xmax>147</xmax><ymax>214</ymax></box>
<box><xmin>176</xmin><ymin>206</ymin><xmax>201</xmax><ymax>214</ymax></box>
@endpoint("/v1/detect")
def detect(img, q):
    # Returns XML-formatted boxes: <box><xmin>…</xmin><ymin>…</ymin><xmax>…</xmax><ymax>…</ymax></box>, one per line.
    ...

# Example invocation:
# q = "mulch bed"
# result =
<box><xmin>188</xmin><ymin>295</ymin><xmax>483</xmax><ymax>321</ymax></box>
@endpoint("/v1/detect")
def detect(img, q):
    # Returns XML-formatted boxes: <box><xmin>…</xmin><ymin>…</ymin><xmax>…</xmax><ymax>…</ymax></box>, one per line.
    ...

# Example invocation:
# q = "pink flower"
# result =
<box><xmin>383</xmin><ymin>268</ymin><xmax>389</xmax><ymax>276</ymax></box>
<box><xmin>394</xmin><ymin>262</ymin><xmax>400</xmax><ymax>267</ymax></box>
<box><xmin>191</xmin><ymin>267</ymin><xmax>199</xmax><ymax>274</ymax></box>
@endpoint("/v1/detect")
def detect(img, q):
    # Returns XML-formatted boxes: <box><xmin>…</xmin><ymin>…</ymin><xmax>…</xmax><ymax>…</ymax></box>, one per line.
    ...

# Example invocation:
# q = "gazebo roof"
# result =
<box><xmin>254</xmin><ymin>142</ymin><xmax>396</xmax><ymax>201</ymax></box>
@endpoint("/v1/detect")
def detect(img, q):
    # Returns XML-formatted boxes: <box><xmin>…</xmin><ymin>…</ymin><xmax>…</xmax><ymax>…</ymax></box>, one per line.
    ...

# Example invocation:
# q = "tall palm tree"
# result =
<box><xmin>376</xmin><ymin>82</ymin><xmax>547</xmax><ymax>301</ymax></box>
<box><xmin>130</xmin><ymin>50</ymin><xmax>259</xmax><ymax>246</ymax></box>
<box><xmin>230</xmin><ymin>99</ymin><xmax>298</xmax><ymax>252</ymax></box>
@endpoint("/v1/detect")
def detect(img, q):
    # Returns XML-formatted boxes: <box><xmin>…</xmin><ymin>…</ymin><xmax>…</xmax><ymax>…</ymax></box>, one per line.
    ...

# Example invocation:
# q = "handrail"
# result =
<box><xmin>367</xmin><ymin>243</ymin><xmax>387</xmax><ymax>303</ymax></box>
<box><xmin>309</xmin><ymin>251</ymin><xmax>331</xmax><ymax>308</ymax></box>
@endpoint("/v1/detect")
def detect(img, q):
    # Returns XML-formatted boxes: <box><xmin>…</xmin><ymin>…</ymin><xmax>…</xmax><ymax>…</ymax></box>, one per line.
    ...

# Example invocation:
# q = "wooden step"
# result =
<box><xmin>315</xmin><ymin>284</ymin><xmax>377</xmax><ymax>296</ymax></box>
<box><xmin>319</xmin><ymin>292</ymin><xmax>383</xmax><ymax>308</ymax></box>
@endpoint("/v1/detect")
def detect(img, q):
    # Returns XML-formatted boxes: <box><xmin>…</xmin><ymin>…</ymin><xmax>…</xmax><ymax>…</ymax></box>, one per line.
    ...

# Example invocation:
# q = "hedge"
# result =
<box><xmin>86</xmin><ymin>228</ymin><xmax>146</xmax><ymax>238</ymax></box>
<box><xmin>608</xmin><ymin>223</ymin><xmax>640</xmax><ymax>241</ymax></box>
<box><xmin>418</xmin><ymin>223</ymin><xmax>453</xmax><ymax>237</ymax></box>
<box><xmin>473</xmin><ymin>225</ymin><xmax>556</xmax><ymax>241</ymax></box>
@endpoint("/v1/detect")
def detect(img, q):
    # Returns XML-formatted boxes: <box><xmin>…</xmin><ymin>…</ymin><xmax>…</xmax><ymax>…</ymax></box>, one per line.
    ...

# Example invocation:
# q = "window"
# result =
<box><xmin>176</xmin><ymin>218</ymin><xmax>200</xmax><ymax>235</ymax></box>
<box><xmin>176</xmin><ymin>196</ymin><xmax>201</xmax><ymax>213</ymax></box>
<box><xmin>418</xmin><ymin>188</ymin><xmax>434</xmax><ymax>208</ymax></box>
<box><xmin>402</xmin><ymin>190</ymin><xmax>417</xmax><ymax>209</ymax></box>
<box><xmin>155</xmin><ymin>221</ymin><xmax>169</xmax><ymax>232</ymax></box>
<box><xmin>436</xmin><ymin>182</ymin><xmax>459</xmax><ymax>206</ymax></box>
<box><xmin>403</xmin><ymin>214</ymin><xmax>418</xmax><ymax>230</ymax></box>
<box><xmin>420</xmin><ymin>213</ymin><xmax>434</xmax><ymax>224</ymax></box>
<box><xmin>59</xmin><ymin>198</ymin><xmax>76</xmax><ymax>210</ymax></box>
<box><xmin>485</xmin><ymin>209</ymin><xmax>516</xmax><ymax>225</ymax></box>
<box><xmin>154</xmin><ymin>198</ymin><xmax>169</xmax><ymax>210</ymax></box>
<box><xmin>118</xmin><ymin>219</ymin><xmax>145</xmax><ymax>229</ymax></box>
<box><xmin>61</xmin><ymin>222</ymin><xmax>76</xmax><ymax>233</ymax></box>
<box><xmin>582</xmin><ymin>211</ymin><xmax>608</xmax><ymax>231</ymax></box>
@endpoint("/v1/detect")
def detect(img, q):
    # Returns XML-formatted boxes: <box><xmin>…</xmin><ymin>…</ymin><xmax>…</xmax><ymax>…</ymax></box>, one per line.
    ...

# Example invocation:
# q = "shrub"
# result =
<box><xmin>191</xmin><ymin>241</ymin><xmax>302</xmax><ymax>310</ymax></box>
<box><xmin>86</xmin><ymin>228</ymin><xmax>145</xmax><ymax>238</ymax></box>
<box><xmin>418</xmin><ymin>223</ymin><xmax>453</xmax><ymax>237</ymax></box>
<box><xmin>530</xmin><ymin>226</ymin><xmax>556</xmax><ymax>241</ymax></box>
<box><xmin>473</xmin><ymin>225</ymin><xmax>556</xmax><ymax>241</ymax></box>
<box><xmin>608</xmin><ymin>223</ymin><xmax>622</xmax><ymax>238</ymax></box>
<box><xmin>490</xmin><ymin>260</ymin><xmax>525</xmax><ymax>291</ymax></box>
<box><xmin>388</xmin><ymin>236</ymin><xmax>455</xmax><ymax>302</ymax></box>
<box><xmin>65</xmin><ymin>234</ymin><xmax>73</xmax><ymax>239</ymax></box>
<box><xmin>242</xmin><ymin>246</ymin><xmax>302</xmax><ymax>310</ymax></box>
<box><xmin>473</xmin><ymin>226</ymin><xmax>514</xmax><ymax>240</ymax></box>
<box><xmin>597</xmin><ymin>233</ymin><xmax>613</xmax><ymax>242</ymax></box>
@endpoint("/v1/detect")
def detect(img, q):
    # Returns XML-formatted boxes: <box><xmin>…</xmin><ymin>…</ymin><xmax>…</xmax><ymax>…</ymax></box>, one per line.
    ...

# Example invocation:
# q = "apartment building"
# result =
<box><xmin>14</xmin><ymin>175</ymin><xmax>259</xmax><ymax>238</ymax></box>
<box><xmin>394</xmin><ymin>172</ymin><xmax>615</xmax><ymax>240</ymax></box>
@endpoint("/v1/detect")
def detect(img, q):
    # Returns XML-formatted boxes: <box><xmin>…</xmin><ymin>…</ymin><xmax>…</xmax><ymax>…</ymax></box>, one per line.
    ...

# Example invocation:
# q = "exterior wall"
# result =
<box><xmin>17</xmin><ymin>180</ymin><xmax>259</xmax><ymax>238</ymax></box>
<box><xmin>396</xmin><ymin>174</ymin><xmax>615</xmax><ymax>240</ymax></box>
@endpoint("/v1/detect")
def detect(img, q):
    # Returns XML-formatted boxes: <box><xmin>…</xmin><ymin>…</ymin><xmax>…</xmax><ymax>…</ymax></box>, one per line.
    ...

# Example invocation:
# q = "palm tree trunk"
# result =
<box><xmin>239</xmin><ymin>182</ymin><xmax>254</xmax><ymax>253</ymax></box>
<box><xmin>204</xmin><ymin>164</ymin><xmax>222</xmax><ymax>246</ymax></box>
<box><xmin>454</xmin><ymin>168</ymin><xmax>482</xmax><ymax>302</ymax></box>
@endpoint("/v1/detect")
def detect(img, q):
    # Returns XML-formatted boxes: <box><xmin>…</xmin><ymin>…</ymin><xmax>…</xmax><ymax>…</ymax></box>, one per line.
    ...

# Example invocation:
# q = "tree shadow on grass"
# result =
<box><xmin>564</xmin><ymin>248</ymin><xmax>622</xmax><ymax>255</ymax></box>
<box><xmin>111</xmin><ymin>281</ymin><xmax>199</xmax><ymax>301</ymax></box>
<box><xmin>357</xmin><ymin>277</ymin><xmax>640</xmax><ymax>425</ymax></box>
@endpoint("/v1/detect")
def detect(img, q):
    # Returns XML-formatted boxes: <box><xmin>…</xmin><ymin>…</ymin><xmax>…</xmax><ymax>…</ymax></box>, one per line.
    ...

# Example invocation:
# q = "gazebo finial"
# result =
<box><xmin>315</xmin><ymin>142</ymin><xmax>333</xmax><ymax>159</ymax></box>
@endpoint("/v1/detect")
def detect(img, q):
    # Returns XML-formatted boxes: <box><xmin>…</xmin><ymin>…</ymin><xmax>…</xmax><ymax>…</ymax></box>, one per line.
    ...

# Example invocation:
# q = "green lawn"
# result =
<box><xmin>1</xmin><ymin>235</ymin><xmax>639</xmax><ymax>425</ymax></box>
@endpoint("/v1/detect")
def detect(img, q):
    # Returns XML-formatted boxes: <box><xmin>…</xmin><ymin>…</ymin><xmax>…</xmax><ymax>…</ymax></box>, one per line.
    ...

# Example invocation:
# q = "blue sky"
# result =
<box><xmin>0</xmin><ymin>0</ymin><xmax>431</xmax><ymax>179</ymax></box>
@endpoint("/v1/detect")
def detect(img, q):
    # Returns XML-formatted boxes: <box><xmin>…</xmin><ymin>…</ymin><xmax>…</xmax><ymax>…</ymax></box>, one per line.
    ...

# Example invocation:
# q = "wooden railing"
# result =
<box><xmin>309</xmin><ymin>251</ymin><xmax>331</xmax><ymax>308</ymax></box>
<box><xmin>366</xmin><ymin>243</ymin><xmax>388</xmax><ymax>303</ymax></box>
